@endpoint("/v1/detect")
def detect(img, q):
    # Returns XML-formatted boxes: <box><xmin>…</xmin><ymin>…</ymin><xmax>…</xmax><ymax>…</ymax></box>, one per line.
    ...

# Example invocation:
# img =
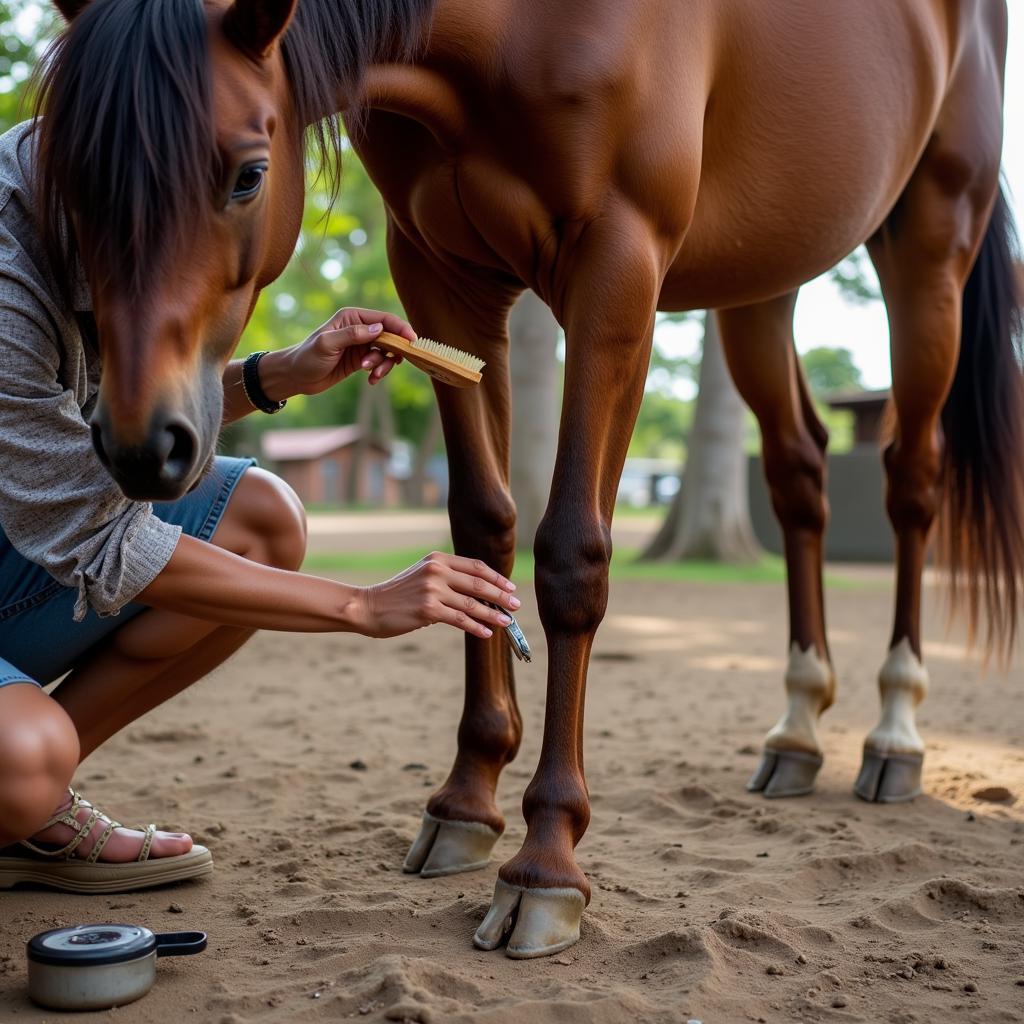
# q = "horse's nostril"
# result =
<box><xmin>90</xmin><ymin>421</ymin><xmax>111</xmax><ymax>468</ymax></box>
<box><xmin>162</xmin><ymin>419</ymin><xmax>198</xmax><ymax>483</ymax></box>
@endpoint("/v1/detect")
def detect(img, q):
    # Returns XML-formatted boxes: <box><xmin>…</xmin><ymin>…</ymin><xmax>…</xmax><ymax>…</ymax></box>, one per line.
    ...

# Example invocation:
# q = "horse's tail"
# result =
<box><xmin>938</xmin><ymin>184</ymin><xmax>1024</xmax><ymax>662</ymax></box>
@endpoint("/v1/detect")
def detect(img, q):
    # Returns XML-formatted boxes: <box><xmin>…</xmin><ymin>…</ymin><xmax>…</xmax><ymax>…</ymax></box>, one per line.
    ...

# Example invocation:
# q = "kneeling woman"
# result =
<box><xmin>0</xmin><ymin>120</ymin><xmax>519</xmax><ymax>893</ymax></box>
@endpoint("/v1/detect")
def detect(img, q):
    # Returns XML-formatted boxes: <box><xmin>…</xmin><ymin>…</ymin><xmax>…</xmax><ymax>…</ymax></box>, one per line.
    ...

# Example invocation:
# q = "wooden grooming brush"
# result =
<box><xmin>375</xmin><ymin>331</ymin><xmax>484</xmax><ymax>388</ymax></box>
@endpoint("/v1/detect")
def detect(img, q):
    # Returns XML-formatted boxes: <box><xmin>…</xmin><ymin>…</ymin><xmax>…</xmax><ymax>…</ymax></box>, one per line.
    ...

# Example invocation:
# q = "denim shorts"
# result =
<box><xmin>0</xmin><ymin>455</ymin><xmax>255</xmax><ymax>689</ymax></box>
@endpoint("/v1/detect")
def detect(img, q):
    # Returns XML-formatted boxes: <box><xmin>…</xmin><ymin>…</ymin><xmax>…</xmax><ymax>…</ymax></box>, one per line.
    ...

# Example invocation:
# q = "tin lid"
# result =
<box><xmin>27</xmin><ymin>925</ymin><xmax>156</xmax><ymax>967</ymax></box>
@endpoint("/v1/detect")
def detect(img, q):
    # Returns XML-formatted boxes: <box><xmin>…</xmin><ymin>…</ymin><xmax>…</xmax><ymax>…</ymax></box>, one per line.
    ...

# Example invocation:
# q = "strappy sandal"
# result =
<box><xmin>0</xmin><ymin>789</ymin><xmax>212</xmax><ymax>894</ymax></box>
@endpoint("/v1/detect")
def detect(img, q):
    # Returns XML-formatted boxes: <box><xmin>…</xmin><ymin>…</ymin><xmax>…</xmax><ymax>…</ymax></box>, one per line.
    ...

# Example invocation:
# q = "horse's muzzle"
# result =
<box><xmin>90</xmin><ymin>410</ymin><xmax>201</xmax><ymax>502</ymax></box>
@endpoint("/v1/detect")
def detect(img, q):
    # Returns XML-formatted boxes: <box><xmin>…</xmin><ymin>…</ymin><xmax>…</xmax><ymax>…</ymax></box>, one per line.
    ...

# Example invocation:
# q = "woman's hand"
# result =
<box><xmin>263</xmin><ymin>308</ymin><xmax>418</xmax><ymax>400</ymax></box>
<box><xmin>357</xmin><ymin>552</ymin><xmax>521</xmax><ymax>639</ymax></box>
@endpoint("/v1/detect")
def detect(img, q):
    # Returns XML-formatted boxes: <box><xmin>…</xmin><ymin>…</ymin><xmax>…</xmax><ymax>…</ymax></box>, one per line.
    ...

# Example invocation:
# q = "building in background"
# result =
<box><xmin>261</xmin><ymin>426</ymin><xmax>398</xmax><ymax>507</ymax></box>
<box><xmin>748</xmin><ymin>388</ymin><xmax>893</xmax><ymax>562</ymax></box>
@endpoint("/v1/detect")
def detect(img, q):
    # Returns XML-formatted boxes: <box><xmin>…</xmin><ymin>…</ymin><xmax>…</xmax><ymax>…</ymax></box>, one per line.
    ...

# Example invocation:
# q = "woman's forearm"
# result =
<box><xmin>139</xmin><ymin>534</ymin><xmax>367</xmax><ymax>633</ymax></box>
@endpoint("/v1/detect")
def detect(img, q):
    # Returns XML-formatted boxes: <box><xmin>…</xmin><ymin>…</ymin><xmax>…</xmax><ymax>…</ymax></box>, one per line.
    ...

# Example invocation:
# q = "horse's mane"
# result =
<box><xmin>32</xmin><ymin>0</ymin><xmax>435</xmax><ymax>303</ymax></box>
<box><xmin>283</xmin><ymin>0</ymin><xmax>436</xmax><ymax>177</ymax></box>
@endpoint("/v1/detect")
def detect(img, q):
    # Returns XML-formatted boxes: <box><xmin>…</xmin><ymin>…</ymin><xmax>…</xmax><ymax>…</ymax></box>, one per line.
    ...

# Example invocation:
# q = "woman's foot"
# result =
<box><xmin>26</xmin><ymin>790</ymin><xmax>192</xmax><ymax>862</ymax></box>
<box><xmin>0</xmin><ymin>788</ymin><xmax>211</xmax><ymax>893</ymax></box>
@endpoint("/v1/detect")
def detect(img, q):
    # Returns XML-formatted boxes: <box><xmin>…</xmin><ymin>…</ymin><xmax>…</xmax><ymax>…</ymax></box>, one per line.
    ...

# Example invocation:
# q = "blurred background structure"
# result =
<box><xmin>3</xmin><ymin>0</ymin><xmax>1022</xmax><ymax>568</ymax></box>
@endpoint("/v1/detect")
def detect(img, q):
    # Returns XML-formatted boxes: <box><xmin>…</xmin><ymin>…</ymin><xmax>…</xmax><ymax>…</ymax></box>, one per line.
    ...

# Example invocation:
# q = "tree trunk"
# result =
<box><xmin>642</xmin><ymin>311</ymin><xmax>762</xmax><ymax>562</ymax></box>
<box><xmin>406</xmin><ymin>402</ymin><xmax>442</xmax><ymax>507</ymax></box>
<box><xmin>346</xmin><ymin>380</ymin><xmax>393</xmax><ymax>504</ymax></box>
<box><xmin>509</xmin><ymin>290</ymin><xmax>560</xmax><ymax>549</ymax></box>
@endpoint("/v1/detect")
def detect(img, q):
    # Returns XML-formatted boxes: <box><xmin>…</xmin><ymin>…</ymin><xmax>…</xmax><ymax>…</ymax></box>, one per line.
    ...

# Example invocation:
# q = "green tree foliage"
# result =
<box><xmin>801</xmin><ymin>346</ymin><xmax>864</xmax><ymax>395</ymax></box>
<box><xmin>0</xmin><ymin>1</ymin><xmax>56</xmax><ymax>132</ymax></box>
<box><xmin>828</xmin><ymin>247</ymin><xmax>880</xmax><ymax>303</ymax></box>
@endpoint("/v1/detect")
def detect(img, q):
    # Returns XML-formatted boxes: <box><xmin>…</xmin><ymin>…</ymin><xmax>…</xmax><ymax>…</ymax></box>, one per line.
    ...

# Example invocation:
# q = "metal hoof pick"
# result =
<box><xmin>487</xmin><ymin>603</ymin><xmax>531</xmax><ymax>662</ymax></box>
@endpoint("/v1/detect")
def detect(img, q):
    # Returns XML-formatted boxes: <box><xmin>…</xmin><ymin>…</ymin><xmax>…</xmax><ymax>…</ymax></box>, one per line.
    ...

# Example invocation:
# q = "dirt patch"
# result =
<box><xmin>1</xmin><ymin>578</ymin><xmax>1022</xmax><ymax>1023</ymax></box>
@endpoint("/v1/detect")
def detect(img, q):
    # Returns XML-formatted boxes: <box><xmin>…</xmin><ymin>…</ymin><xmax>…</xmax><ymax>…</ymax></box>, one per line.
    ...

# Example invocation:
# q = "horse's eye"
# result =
<box><xmin>231</xmin><ymin>164</ymin><xmax>267</xmax><ymax>201</ymax></box>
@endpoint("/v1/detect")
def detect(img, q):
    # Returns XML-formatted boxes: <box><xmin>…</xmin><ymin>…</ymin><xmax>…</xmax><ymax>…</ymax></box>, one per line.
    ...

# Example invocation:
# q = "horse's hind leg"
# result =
<box><xmin>860</xmin><ymin>83</ymin><xmax>1002</xmax><ymax>802</ymax></box>
<box><xmin>717</xmin><ymin>295</ymin><xmax>835</xmax><ymax>798</ymax></box>
<box><xmin>387</xmin><ymin>231</ymin><xmax>525</xmax><ymax>874</ymax></box>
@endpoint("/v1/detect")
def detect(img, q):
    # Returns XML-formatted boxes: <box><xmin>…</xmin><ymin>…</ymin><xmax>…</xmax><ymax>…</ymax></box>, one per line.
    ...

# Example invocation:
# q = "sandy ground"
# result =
<box><xmin>1</xmin><ymin>567</ymin><xmax>1022</xmax><ymax>1023</ymax></box>
<box><xmin>301</xmin><ymin>510</ymin><xmax>664</xmax><ymax>556</ymax></box>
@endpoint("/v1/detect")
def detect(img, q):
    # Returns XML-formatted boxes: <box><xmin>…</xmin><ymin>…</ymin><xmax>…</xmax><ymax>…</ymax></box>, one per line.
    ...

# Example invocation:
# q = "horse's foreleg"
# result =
<box><xmin>388</xmin><ymin>234</ymin><xmax>524</xmax><ymax>875</ymax></box>
<box><xmin>474</xmin><ymin>210</ymin><xmax>662</xmax><ymax>958</ymax></box>
<box><xmin>717</xmin><ymin>296</ymin><xmax>834</xmax><ymax>798</ymax></box>
<box><xmin>861</xmin><ymin>150</ymin><xmax>996</xmax><ymax>802</ymax></box>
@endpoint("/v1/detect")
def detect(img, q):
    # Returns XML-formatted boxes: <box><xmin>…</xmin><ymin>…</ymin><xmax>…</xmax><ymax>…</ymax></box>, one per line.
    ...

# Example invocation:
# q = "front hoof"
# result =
<box><xmin>746</xmin><ymin>748</ymin><xmax>823</xmax><ymax>798</ymax></box>
<box><xmin>473</xmin><ymin>878</ymin><xmax>586</xmax><ymax>959</ymax></box>
<box><xmin>854</xmin><ymin>750</ymin><xmax>923</xmax><ymax>803</ymax></box>
<box><xmin>402</xmin><ymin>812</ymin><xmax>501</xmax><ymax>878</ymax></box>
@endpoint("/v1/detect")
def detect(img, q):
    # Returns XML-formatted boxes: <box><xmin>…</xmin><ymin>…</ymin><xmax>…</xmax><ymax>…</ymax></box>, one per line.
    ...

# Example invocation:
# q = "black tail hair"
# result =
<box><xmin>939</xmin><ymin>184</ymin><xmax>1024</xmax><ymax>662</ymax></box>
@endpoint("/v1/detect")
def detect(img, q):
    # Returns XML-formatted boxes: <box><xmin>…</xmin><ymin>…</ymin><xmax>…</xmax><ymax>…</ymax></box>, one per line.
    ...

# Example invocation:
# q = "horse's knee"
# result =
<box><xmin>763</xmin><ymin>431</ymin><xmax>828</xmax><ymax>534</ymax></box>
<box><xmin>221</xmin><ymin>467</ymin><xmax>307</xmax><ymax>571</ymax></box>
<box><xmin>534</xmin><ymin>514</ymin><xmax>611</xmax><ymax>634</ymax></box>
<box><xmin>0</xmin><ymin>687</ymin><xmax>78</xmax><ymax>842</ymax></box>
<box><xmin>449</xmin><ymin>485</ymin><xmax>517</xmax><ymax>570</ymax></box>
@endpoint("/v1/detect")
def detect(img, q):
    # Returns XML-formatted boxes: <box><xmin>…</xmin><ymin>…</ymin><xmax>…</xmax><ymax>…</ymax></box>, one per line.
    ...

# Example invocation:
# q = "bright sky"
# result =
<box><xmin>657</xmin><ymin>5</ymin><xmax>1024</xmax><ymax>396</ymax></box>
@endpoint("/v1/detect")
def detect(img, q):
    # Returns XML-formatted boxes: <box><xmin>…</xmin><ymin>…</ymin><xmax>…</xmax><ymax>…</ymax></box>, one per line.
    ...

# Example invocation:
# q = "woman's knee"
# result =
<box><xmin>215</xmin><ymin>467</ymin><xmax>307</xmax><ymax>571</ymax></box>
<box><xmin>0</xmin><ymin>685</ymin><xmax>79</xmax><ymax>841</ymax></box>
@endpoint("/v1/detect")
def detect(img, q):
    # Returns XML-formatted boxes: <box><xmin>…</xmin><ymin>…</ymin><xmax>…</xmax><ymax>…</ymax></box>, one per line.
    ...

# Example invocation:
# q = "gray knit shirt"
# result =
<box><xmin>0</xmin><ymin>121</ymin><xmax>181</xmax><ymax>621</ymax></box>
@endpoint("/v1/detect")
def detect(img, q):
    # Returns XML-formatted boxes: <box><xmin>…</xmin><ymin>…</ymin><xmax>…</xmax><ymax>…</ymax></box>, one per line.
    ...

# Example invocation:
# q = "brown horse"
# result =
<box><xmin>36</xmin><ymin>0</ymin><xmax>1021</xmax><ymax>959</ymax></box>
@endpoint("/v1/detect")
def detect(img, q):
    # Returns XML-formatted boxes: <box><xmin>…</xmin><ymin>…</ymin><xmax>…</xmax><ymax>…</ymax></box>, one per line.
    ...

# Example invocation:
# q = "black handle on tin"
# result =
<box><xmin>154</xmin><ymin>931</ymin><xmax>207</xmax><ymax>957</ymax></box>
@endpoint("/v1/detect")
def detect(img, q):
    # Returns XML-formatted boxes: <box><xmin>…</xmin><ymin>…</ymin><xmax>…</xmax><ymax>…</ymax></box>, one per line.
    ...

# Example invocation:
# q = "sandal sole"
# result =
<box><xmin>0</xmin><ymin>844</ymin><xmax>213</xmax><ymax>894</ymax></box>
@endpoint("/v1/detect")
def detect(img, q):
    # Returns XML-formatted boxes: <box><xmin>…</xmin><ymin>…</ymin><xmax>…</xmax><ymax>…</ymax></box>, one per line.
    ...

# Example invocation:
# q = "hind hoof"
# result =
<box><xmin>854</xmin><ymin>750</ymin><xmax>923</xmax><ymax>803</ymax></box>
<box><xmin>746</xmin><ymin>748</ymin><xmax>823</xmax><ymax>798</ymax></box>
<box><xmin>473</xmin><ymin>878</ymin><xmax>586</xmax><ymax>959</ymax></box>
<box><xmin>402</xmin><ymin>812</ymin><xmax>501</xmax><ymax>877</ymax></box>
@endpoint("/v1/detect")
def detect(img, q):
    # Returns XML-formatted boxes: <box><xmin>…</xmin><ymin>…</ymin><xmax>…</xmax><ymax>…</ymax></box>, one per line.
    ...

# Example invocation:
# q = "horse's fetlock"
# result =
<box><xmin>784</xmin><ymin>643</ymin><xmax>835</xmax><ymax>708</ymax></box>
<box><xmin>522</xmin><ymin>774</ymin><xmax>591</xmax><ymax>839</ymax></box>
<box><xmin>878</xmin><ymin>638</ymin><xmax>929</xmax><ymax>704</ymax></box>
<box><xmin>459</xmin><ymin>703</ymin><xmax>522</xmax><ymax>764</ymax></box>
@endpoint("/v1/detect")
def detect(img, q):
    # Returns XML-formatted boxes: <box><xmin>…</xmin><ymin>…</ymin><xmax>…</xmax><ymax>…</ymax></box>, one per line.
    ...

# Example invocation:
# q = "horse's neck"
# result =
<box><xmin>295</xmin><ymin>0</ymin><xmax>440</xmax><ymax>120</ymax></box>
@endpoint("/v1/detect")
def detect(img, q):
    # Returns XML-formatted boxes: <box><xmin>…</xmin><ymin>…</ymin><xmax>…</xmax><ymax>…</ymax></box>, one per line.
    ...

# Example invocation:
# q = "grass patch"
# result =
<box><xmin>302</xmin><ymin>547</ymin><xmax>865</xmax><ymax>588</ymax></box>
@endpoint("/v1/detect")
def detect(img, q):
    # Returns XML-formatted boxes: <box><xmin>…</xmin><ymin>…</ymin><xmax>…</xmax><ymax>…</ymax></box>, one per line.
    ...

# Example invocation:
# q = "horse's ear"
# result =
<box><xmin>54</xmin><ymin>0</ymin><xmax>89</xmax><ymax>21</ymax></box>
<box><xmin>222</xmin><ymin>0</ymin><xmax>297</xmax><ymax>59</ymax></box>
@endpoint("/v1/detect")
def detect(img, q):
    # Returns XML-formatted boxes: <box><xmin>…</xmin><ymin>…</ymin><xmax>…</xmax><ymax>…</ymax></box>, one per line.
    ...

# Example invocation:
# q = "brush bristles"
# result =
<box><xmin>413</xmin><ymin>337</ymin><xmax>485</xmax><ymax>373</ymax></box>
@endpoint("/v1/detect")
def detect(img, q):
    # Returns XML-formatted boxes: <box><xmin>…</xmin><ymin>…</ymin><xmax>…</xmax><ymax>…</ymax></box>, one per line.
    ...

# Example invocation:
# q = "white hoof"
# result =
<box><xmin>854</xmin><ymin>750</ymin><xmax>923</xmax><ymax>803</ymax></box>
<box><xmin>402</xmin><ymin>812</ymin><xmax>500</xmax><ymax>878</ymax></box>
<box><xmin>473</xmin><ymin>878</ymin><xmax>586</xmax><ymax>958</ymax></box>
<box><xmin>746</xmin><ymin>748</ymin><xmax>823</xmax><ymax>798</ymax></box>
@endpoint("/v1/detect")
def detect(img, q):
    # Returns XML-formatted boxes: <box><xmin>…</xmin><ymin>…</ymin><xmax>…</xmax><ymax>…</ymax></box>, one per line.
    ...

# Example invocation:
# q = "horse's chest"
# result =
<box><xmin>407</xmin><ymin>155</ymin><xmax>555</xmax><ymax>285</ymax></box>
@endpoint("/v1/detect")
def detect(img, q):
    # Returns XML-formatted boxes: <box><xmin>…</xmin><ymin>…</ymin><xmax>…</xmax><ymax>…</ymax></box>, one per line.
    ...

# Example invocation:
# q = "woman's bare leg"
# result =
<box><xmin>0</xmin><ymin>468</ymin><xmax>306</xmax><ymax>861</ymax></box>
<box><xmin>0</xmin><ymin>684</ymin><xmax>80</xmax><ymax>847</ymax></box>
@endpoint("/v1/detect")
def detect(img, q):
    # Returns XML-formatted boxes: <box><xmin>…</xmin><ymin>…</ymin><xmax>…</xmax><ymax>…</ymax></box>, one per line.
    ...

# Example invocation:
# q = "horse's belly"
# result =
<box><xmin>659</xmin><ymin>204</ymin><xmax>882</xmax><ymax>312</ymax></box>
<box><xmin>656</xmin><ymin>0</ymin><xmax>955</xmax><ymax>310</ymax></box>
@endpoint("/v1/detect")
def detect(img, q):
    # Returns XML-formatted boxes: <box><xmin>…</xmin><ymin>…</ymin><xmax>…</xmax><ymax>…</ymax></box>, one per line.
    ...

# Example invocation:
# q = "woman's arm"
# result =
<box><xmin>222</xmin><ymin>308</ymin><xmax>416</xmax><ymax>423</ymax></box>
<box><xmin>139</xmin><ymin>535</ymin><xmax>520</xmax><ymax>639</ymax></box>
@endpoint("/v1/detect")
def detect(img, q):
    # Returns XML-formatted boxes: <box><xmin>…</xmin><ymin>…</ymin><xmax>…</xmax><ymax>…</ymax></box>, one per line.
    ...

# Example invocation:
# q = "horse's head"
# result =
<box><xmin>32</xmin><ymin>0</ymin><xmax>311</xmax><ymax>500</ymax></box>
<box><xmin>37</xmin><ymin>0</ymin><xmax>433</xmax><ymax>500</ymax></box>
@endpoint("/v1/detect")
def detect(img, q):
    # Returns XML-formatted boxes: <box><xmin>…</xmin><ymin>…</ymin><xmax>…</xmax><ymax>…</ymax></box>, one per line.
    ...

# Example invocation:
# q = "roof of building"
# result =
<box><xmin>824</xmin><ymin>388</ymin><xmax>890</xmax><ymax>412</ymax></box>
<box><xmin>260</xmin><ymin>426</ymin><xmax>390</xmax><ymax>462</ymax></box>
